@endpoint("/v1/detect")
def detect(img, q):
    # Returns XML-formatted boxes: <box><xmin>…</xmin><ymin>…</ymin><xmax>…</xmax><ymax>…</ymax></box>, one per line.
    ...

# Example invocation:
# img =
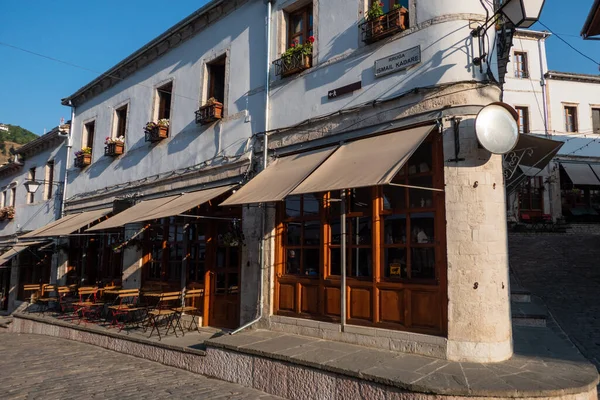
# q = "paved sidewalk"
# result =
<box><xmin>0</xmin><ymin>332</ymin><xmax>280</xmax><ymax>400</ymax></box>
<box><xmin>509</xmin><ymin>233</ymin><xmax>600</xmax><ymax>370</ymax></box>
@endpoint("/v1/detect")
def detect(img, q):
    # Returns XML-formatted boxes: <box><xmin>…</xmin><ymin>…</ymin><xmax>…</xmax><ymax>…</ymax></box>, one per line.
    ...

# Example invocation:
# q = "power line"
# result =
<box><xmin>0</xmin><ymin>41</ymin><xmax>202</xmax><ymax>105</ymax></box>
<box><xmin>537</xmin><ymin>21</ymin><xmax>600</xmax><ymax>68</ymax></box>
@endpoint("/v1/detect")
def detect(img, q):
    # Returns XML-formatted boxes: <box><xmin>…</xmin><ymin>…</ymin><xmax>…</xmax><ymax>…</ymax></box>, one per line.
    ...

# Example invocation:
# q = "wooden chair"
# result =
<box><xmin>73</xmin><ymin>287</ymin><xmax>104</xmax><ymax>325</ymax></box>
<box><xmin>171</xmin><ymin>288</ymin><xmax>204</xmax><ymax>332</ymax></box>
<box><xmin>36</xmin><ymin>284</ymin><xmax>58</xmax><ymax>315</ymax></box>
<box><xmin>23</xmin><ymin>284</ymin><xmax>41</xmax><ymax>313</ymax></box>
<box><xmin>107</xmin><ymin>290</ymin><xmax>145</xmax><ymax>332</ymax></box>
<box><xmin>56</xmin><ymin>286</ymin><xmax>77</xmax><ymax>318</ymax></box>
<box><xmin>145</xmin><ymin>291</ymin><xmax>182</xmax><ymax>340</ymax></box>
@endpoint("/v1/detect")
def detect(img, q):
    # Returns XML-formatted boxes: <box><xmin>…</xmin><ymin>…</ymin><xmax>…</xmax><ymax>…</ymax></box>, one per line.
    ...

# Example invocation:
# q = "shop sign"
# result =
<box><xmin>374</xmin><ymin>46</ymin><xmax>421</xmax><ymax>78</ymax></box>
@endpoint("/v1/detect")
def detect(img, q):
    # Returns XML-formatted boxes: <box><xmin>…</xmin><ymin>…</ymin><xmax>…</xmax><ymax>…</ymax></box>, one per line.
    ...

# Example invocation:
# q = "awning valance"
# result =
<box><xmin>291</xmin><ymin>125</ymin><xmax>435</xmax><ymax>195</ymax></box>
<box><xmin>221</xmin><ymin>147</ymin><xmax>337</xmax><ymax>206</ymax></box>
<box><xmin>21</xmin><ymin>209</ymin><xmax>111</xmax><ymax>238</ymax></box>
<box><xmin>561</xmin><ymin>163</ymin><xmax>600</xmax><ymax>186</ymax></box>
<box><xmin>88</xmin><ymin>196</ymin><xmax>179</xmax><ymax>231</ymax></box>
<box><xmin>0</xmin><ymin>241</ymin><xmax>46</xmax><ymax>266</ymax></box>
<box><xmin>132</xmin><ymin>185</ymin><xmax>236</xmax><ymax>221</ymax></box>
<box><xmin>519</xmin><ymin>165</ymin><xmax>549</xmax><ymax>178</ymax></box>
<box><xmin>89</xmin><ymin>185</ymin><xmax>236</xmax><ymax>231</ymax></box>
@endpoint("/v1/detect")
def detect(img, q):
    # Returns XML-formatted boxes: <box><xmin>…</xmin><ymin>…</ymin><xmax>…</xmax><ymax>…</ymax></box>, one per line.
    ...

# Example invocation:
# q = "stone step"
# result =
<box><xmin>512</xmin><ymin>299</ymin><xmax>547</xmax><ymax>327</ymax></box>
<box><xmin>511</xmin><ymin>283</ymin><xmax>532</xmax><ymax>303</ymax></box>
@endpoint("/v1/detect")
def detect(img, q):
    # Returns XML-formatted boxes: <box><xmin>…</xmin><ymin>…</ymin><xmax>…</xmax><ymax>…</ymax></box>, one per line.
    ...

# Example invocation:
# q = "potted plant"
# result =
<box><xmin>276</xmin><ymin>36</ymin><xmax>315</xmax><ymax>77</ymax></box>
<box><xmin>5</xmin><ymin>206</ymin><xmax>14</xmax><ymax>220</ymax></box>
<box><xmin>196</xmin><ymin>97</ymin><xmax>224</xmax><ymax>125</ymax></box>
<box><xmin>144</xmin><ymin>119</ymin><xmax>169</xmax><ymax>142</ymax></box>
<box><xmin>0</xmin><ymin>207</ymin><xmax>6</xmax><ymax>221</ymax></box>
<box><xmin>104</xmin><ymin>136</ymin><xmax>125</xmax><ymax>156</ymax></box>
<box><xmin>362</xmin><ymin>2</ymin><xmax>408</xmax><ymax>43</ymax></box>
<box><xmin>74</xmin><ymin>147</ymin><xmax>92</xmax><ymax>168</ymax></box>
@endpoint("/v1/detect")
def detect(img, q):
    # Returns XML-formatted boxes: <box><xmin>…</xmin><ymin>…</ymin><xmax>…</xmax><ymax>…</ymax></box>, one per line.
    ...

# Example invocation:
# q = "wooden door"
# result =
<box><xmin>207</xmin><ymin>222</ymin><xmax>241</xmax><ymax>329</ymax></box>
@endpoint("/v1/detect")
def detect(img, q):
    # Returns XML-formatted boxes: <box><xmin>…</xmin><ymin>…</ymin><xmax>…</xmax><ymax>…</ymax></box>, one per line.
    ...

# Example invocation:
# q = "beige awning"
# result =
<box><xmin>20</xmin><ymin>214</ymin><xmax>80</xmax><ymax>239</ymax></box>
<box><xmin>561</xmin><ymin>163</ymin><xmax>600</xmax><ymax>186</ymax></box>
<box><xmin>291</xmin><ymin>125</ymin><xmax>435</xmax><ymax>195</ymax></box>
<box><xmin>512</xmin><ymin>134</ymin><xmax>563</xmax><ymax>170</ymax></box>
<box><xmin>130</xmin><ymin>185</ymin><xmax>236</xmax><ymax>222</ymax></box>
<box><xmin>88</xmin><ymin>196</ymin><xmax>178</xmax><ymax>231</ymax></box>
<box><xmin>0</xmin><ymin>241</ymin><xmax>46</xmax><ymax>266</ymax></box>
<box><xmin>21</xmin><ymin>209</ymin><xmax>110</xmax><ymax>238</ymax></box>
<box><xmin>589</xmin><ymin>164</ymin><xmax>600</xmax><ymax>180</ymax></box>
<box><xmin>220</xmin><ymin>146</ymin><xmax>337</xmax><ymax>205</ymax></box>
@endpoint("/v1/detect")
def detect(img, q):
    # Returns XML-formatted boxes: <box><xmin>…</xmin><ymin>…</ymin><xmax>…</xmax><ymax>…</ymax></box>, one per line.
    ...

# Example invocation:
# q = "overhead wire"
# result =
<box><xmin>537</xmin><ymin>21</ymin><xmax>600</xmax><ymax>68</ymax></box>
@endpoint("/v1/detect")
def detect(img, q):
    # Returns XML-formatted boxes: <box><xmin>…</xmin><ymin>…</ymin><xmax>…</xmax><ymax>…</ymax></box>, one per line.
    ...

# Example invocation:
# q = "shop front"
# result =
<box><xmin>224</xmin><ymin>124</ymin><xmax>448</xmax><ymax>336</ymax></box>
<box><xmin>559</xmin><ymin>161</ymin><xmax>600</xmax><ymax>222</ymax></box>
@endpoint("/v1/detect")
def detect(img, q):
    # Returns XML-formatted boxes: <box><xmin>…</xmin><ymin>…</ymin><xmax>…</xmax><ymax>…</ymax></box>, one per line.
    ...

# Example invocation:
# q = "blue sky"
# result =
<box><xmin>0</xmin><ymin>0</ymin><xmax>598</xmax><ymax>135</ymax></box>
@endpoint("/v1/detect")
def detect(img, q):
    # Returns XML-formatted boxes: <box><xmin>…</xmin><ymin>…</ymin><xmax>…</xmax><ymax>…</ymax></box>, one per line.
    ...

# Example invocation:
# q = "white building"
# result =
<box><xmin>14</xmin><ymin>0</ymin><xmax>558</xmax><ymax>366</ymax></box>
<box><xmin>0</xmin><ymin>125</ymin><xmax>68</xmax><ymax>311</ymax></box>
<box><xmin>503</xmin><ymin>29</ymin><xmax>600</xmax><ymax>223</ymax></box>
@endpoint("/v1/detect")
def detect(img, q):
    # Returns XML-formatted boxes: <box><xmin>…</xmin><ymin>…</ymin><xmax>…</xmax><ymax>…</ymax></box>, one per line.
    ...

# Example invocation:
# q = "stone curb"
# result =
<box><xmin>12</xmin><ymin>312</ymin><xmax>206</xmax><ymax>357</ymax></box>
<box><xmin>205</xmin><ymin>338</ymin><xmax>600</xmax><ymax>398</ymax></box>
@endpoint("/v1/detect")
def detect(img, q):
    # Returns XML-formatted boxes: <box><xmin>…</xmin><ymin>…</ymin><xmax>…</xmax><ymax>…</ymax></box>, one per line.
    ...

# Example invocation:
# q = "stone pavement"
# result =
<box><xmin>509</xmin><ymin>233</ymin><xmax>600</xmax><ymax>370</ymax></box>
<box><xmin>0</xmin><ymin>332</ymin><xmax>280</xmax><ymax>400</ymax></box>
<box><xmin>206</xmin><ymin>326</ymin><xmax>598</xmax><ymax>397</ymax></box>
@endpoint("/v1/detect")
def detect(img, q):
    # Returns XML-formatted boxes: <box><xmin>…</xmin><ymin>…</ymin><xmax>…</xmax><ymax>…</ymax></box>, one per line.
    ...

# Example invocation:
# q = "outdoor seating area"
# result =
<box><xmin>22</xmin><ymin>283</ymin><xmax>206</xmax><ymax>341</ymax></box>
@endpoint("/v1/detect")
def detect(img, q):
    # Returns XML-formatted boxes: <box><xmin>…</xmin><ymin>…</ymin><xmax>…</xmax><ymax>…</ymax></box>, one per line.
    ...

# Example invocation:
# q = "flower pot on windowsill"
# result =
<box><xmin>362</xmin><ymin>7</ymin><xmax>408</xmax><ymax>44</ymax></box>
<box><xmin>145</xmin><ymin>126</ymin><xmax>169</xmax><ymax>143</ymax></box>
<box><xmin>75</xmin><ymin>153</ymin><xmax>92</xmax><ymax>168</ymax></box>
<box><xmin>196</xmin><ymin>101</ymin><xmax>224</xmax><ymax>125</ymax></box>
<box><xmin>280</xmin><ymin>54</ymin><xmax>312</xmax><ymax>78</ymax></box>
<box><xmin>105</xmin><ymin>142</ymin><xmax>124</xmax><ymax>157</ymax></box>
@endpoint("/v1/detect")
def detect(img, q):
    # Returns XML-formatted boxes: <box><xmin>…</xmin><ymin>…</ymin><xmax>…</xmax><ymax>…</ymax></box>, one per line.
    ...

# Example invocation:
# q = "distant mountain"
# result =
<box><xmin>0</xmin><ymin>124</ymin><xmax>38</xmax><ymax>165</ymax></box>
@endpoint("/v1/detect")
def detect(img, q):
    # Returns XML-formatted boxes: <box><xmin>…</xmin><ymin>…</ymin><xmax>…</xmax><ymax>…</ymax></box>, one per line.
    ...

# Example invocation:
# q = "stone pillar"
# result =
<box><xmin>239</xmin><ymin>206</ymin><xmax>262</xmax><ymax>325</ymax></box>
<box><xmin>7</xmin><ymin>259</ymin><xmax>19</xmax><ymax>313</ymax></box>
<box><xmin>121</xmin><ymin>224</ymin><xmax>143</xmax><ymax>289</ymax></box>
<box><xmin>56</xmin><ymin>239</ymin><xmax>69</xmax><ymax>286</ymax></box>
<box><xmin>444</xmin><ymin>116</ymin><xmax>513</xmax><ymax>363</ymax></box>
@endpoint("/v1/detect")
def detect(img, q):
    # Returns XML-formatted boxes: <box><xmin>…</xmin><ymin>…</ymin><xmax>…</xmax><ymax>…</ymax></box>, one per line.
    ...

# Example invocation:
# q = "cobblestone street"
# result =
<box><xmin>0</xmin><ymin>332</ymin><xmax>280</xmax><ymax>400</ymax></box>
<box><xmin>509</xmin><ymin>233</ymin><xmax>600</xmax><ymax>370</ymax></box>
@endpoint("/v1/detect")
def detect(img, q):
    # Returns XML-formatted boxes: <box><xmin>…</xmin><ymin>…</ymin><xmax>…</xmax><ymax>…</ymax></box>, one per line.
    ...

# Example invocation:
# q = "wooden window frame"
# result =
<box><xmin>514</xmin><ymin>51</ymin><xmax>529</xmax><ymax>79</ymax></box>
<box><xmin>83</xmin><ymin>120</ymin><xmax>96</xmax><ymax>151</ymax></box>
<box><xmin>287</xmin><ymin>4</ymin><xmax>313</xmax><ymax>48</ymax></box>
<box><xmin>592</xmin><ymin>107</ymin><xmax>600</xmax><ymax>135</ymax></box>
<box><xmin>207</xmin><ymin>56</ymin><xmax>227</xmax><ymax>106</ymax></box>
<box><xmin>114</xmin><ymin>104</ymin><xmax>128</xmax><ymax>139</ymax></box>
<box><xmin>274</xmin><ymin>132</ymin><xmax>447</xmax><ymax>335</ymax></box>
<box><xmin>515</xmin><ymin>106</ymin><xmax>530</xmax><ymax>134</ymax></box>
<box><xmin>27</xmin><ymin>168</ymin><xmax>35</xmax><ymax>204</ymax></box>
<box><xmin>564</xmin><ymin>105</ymin><xmax>578</xmax><ymax>133</ymax></box>
<box><xmin>44</xmin><ymin>160</ymin><xmax>54</xmax><ymax>200</ymax></box>
<box><xmin>156</xmin><ymin>81</ymin><xmax>173</xmax><ymax>121</ymax></box>
<box><xmin>519</xmin><ymin>176</ymin><xmax>544</xmax><ymax>213</ymax></box>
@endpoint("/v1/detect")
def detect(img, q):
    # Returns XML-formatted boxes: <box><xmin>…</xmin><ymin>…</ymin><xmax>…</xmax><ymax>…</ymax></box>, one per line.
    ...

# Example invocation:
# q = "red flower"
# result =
<box><xmin>379</xmin><ymin>2</ymin><xmax>383</xmax><ymax>6</ymax></box>
<box><xmin>308</xmin><ymin>36</ymin><xmax>315</xmax><ymax>43</ymax></box>
<box><xmin>290</xmin><ymin>43</ymin><xmax>296</xmax><ymax>47</ymax></box>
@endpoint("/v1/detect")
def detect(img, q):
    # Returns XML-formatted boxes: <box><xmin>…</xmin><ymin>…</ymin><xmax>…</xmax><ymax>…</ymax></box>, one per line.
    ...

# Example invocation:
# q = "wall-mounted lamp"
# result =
<box><xmin>471</xmin><ymin>0</ymin><xmax>546</xmax><ymax>70</ymax></box>
<box><xmin>23</xmin><ymin>180</ymin><xmax>64</xmax><ymax>194</ymax></box>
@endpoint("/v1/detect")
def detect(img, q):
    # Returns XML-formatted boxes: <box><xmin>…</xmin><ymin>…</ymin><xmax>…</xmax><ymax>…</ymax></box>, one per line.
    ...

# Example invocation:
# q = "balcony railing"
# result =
<box><xmin>145</xmin><ymin>126</ymin><xmax>169</xmax><ymax>143</ymax></box>
<box><xmin>360</xmin><ymin>7</ymin><xmax>409</xmax><ymax>44</ymax></box>
<box><xmin>74</xmin><ymin>153</ymin><xmax>92</xmax><ymax>168</ymax></box>
<box><xmin>273</xmin><ymin>52</ymin><xmax>312</xmax><ymax>78</ymax></box>
<box><xmin>195</xmin><ymin>101</ymin><xmax>224</xmax><ymax>125</ymax></box>
<box><xmin>104</xmin><ymin>142</ymin><xmax>124</xmax><ymax>157</ymax></box>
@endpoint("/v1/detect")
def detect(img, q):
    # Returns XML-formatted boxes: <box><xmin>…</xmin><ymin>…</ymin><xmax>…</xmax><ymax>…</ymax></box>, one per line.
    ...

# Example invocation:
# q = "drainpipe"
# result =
<box><xmin>230</xmin><ymin>0</ymin><xmax>272</xmax><ymax>335</ymax></box>
<box><xmin>537</xmin><ymin>34</ymin><xmax>554</xmax><ymax>219</ymax></box>
<box><xmin>340</xmin><ymin>190</ymin><xmax>347</xmax><ymax>331</ymax></box>
<box><xmin>61</xmin><ymin>103</ymin><xmax>74</xmax><ymax>219</ymax></box>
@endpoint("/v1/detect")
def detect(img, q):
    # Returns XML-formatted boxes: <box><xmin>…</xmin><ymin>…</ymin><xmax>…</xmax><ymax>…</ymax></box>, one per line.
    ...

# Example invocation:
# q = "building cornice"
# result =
<box><xmin>61</xmin><ymin>0</ymin><xmax>248</xmax><ymax>107</ymax></box>
<box><xmin>514</xmin><ymin>28</ymin><xmax>551</xmax><ymax>40</ymax></box>
<box><xmin>545</xmin><ymin>71</ymin><xmax>600</xmax><ymax>84</ymax></box>
<box><xmin>14</xmin><ymin>124</ymin><xmax>69</xmax><ymax>158</ymax></box>
<box><xmin>582</xmin><ymin>0</ymin><xmax>600</xmax><ymax>39</ymax></box>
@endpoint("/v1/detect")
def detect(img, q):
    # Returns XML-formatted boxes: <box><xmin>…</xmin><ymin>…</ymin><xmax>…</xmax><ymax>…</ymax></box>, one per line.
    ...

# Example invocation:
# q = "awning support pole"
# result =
<box><xmin>388</xmin><ymin>183</ymin><xmax>445</xmax><ymax>192</ymax></box>
<box><xmin>340</xmin><ymin>190</ymin><xmax>347</xmax><ymax>331</ymax></box>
